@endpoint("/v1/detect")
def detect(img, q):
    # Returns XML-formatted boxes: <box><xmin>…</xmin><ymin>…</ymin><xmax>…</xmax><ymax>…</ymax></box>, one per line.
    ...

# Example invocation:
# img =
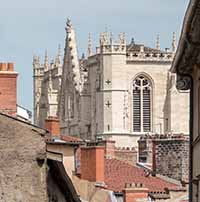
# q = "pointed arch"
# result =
<box><xmin>132</xmin><ymin>73</ymin><xmax>153</xmax><ymax>132</ymax></box>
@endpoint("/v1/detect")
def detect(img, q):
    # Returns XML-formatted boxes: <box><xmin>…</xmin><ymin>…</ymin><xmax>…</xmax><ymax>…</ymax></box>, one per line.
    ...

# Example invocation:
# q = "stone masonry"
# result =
<box><xmin>152</xmin><ymin>135</ymin><xmax>189</xmax><ymax>182</ymax></box>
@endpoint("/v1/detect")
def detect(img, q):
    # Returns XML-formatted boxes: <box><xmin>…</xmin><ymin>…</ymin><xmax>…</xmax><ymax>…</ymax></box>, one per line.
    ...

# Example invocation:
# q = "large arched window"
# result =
<box><xmin>133</xmin><ymin>75</ymin><xmax>152</xmax><ymax>132</ymax></box>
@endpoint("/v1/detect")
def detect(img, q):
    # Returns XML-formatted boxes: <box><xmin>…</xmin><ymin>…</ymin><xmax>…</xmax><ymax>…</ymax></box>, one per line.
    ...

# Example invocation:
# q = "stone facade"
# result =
<box><xmin>171</xmin><ymin>0</ymin><xmax>200</xmax><ymax>200</ymax></box>
<box><xmin>0</xmin><ymin>113</ymin><xmax>47</xmax><ymax>202</ymax></box>
<box><xmin>34</xmin><ymin>19</ymin><xmax>190</xmax><ymax>148</ymax></box>
<box><xmin>115</xmin><ymin>148</ymin><xmax>137</xmax><ymax>166</ymax></box>
<box><xmin>0</xmin><ymin>113</ymin><xmax>80</xmax><ymax>202</ymax></box>
<box><xmin>138</xmin><ymin>134</ymin><xmax>189</xmax><ymax>182</ymax></box>
<box><xmin>153</xmin><ymin>137</ymin><xmax>189</xmax><ymax>182</ymax></box>
<box><xmin>33</xmin><ymin>46</ymin><xmax>62</xmax><ymax>127</ymax></box>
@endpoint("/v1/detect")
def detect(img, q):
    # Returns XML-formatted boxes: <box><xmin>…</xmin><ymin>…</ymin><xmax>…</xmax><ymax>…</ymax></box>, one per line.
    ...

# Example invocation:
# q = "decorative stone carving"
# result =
<box><xmin>176</xmin><ymin>75</ymin><xmax>192</xmax><ymax>90</ymax></box>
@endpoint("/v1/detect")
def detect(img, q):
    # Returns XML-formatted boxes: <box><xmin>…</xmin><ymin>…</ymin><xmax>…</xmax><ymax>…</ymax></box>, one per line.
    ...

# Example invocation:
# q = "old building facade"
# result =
<box><xmin>34</xmin><ymin>19</ymin><xmax>189</xmax><ymax>148</ymax></box>
<box><xmin>33</xmin><ymin>46</ymin><xmax>62</xmax><ymax>127</ymax></box>
<box><xmin>171</xmin><ymin>0</ymin><xmax>200</xmax><ymax>201</ymax></box>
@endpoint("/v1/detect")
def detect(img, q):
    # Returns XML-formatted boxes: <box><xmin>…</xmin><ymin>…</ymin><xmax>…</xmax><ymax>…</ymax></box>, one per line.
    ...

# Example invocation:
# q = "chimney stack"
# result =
<box><xmin>123</xmin><ymin>183</ymin><xmax>149</xmax><ymax>202</ymax></box>
<box><xmin>80</xmin><ymin>146</ymin><xmax>105</xmax><ymax>183</ymax></box>
<box><xmin>44</xmin><ymin>116</ymin><xmax>60</xmax><ymax>137</ymax></box>
<box><xmin>0</xmin><ymin>62</ymin><xmax>17</xmax><ymax>116</ymax></box>
<box><xmin>98</xmin><ymin>140</ymin><xmax>115</xmax><ymax>158</ymax></box>
<box><xmin>7</xmin><ymin>63</ymin><xmax>14</xmax><ymax>71</ymax></box>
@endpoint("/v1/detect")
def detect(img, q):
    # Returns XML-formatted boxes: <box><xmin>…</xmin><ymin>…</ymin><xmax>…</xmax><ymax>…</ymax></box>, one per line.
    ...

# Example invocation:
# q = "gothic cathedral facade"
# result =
<box><xmin>33</xmin><ymin>19</ymin><xmax>189</xmax><ymax>147</ymax></box>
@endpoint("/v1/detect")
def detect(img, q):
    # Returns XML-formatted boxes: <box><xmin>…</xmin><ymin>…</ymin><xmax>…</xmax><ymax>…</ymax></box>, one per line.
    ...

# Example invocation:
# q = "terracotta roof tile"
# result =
<box><xmin>105</xmin><ymin>158</ymin><xmax>178</xmax><ymax>193</ymax></box>
<box><xmin>60</xmin><ymin>135</ymin><xmax>83</xmax><ymax>144</ymax></box>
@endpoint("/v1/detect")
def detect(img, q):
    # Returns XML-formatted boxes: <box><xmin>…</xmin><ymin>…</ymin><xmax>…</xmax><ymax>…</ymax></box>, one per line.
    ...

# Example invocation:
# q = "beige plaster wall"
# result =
<box><xmin>47</xmin><ymin>144</ymin><xmax>75</xmax><ymax>178</ymax></box>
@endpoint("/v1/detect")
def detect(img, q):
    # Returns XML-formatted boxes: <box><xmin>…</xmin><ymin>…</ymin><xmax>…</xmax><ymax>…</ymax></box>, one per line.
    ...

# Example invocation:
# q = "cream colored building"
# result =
<box><xmin>33</xmin><ymin>46</ymin><xmax>62</xmax><ymax>127</ymax></box>
<box><xmin>34</xmin><ymin>19</ymin><xmax>189</xmax><ymax>148</ymax></box>
<box><xmin>171</xmin><ymin>0</ymin><xmax>200</xmax><ymax>201</ymax></box>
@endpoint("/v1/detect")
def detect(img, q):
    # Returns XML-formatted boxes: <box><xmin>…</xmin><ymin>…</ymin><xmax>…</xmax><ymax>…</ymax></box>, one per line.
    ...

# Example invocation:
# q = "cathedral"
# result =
<box><xmin>33</xmin><ymin>19</ymin><xmax>189</xmax><ymax>147</ymax></box>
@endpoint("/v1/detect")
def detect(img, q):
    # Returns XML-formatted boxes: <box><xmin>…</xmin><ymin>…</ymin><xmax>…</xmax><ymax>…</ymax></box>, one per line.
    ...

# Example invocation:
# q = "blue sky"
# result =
<box><xmin>0</xmin><ymin>0</ymin><xmax>189</xmax><ymax>111</ymax></box>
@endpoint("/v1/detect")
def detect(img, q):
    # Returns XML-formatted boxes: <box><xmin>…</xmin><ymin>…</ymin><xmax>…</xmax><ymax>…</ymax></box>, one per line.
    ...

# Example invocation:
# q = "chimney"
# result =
<box><xmin>0</xmin><ymin>62</ymin><xmax>18</xmax><ymax>116</ymax></box>
<box><xmin>98</xmin><ymin>140</ymin><xmax>115</xmax><ymax>158</ymax></box>
<box><xmin>80</xmin><ymin>146</ymin><xmax>105</xmax><ymax>183</ymax></box>
<box><xmin>44</xmin><ymin>116</ymin><xmax>60</xmax><ymax>137</ymax></box>
<box><xmin>123</xmin><ymin>183</ymin><xmax>149</xmax><ymax>202</ymax></box>
<box><xmin>1</xmin><ymin>63</ymin><xmax>7</xmax><ymax>71</ymax></box>
<box><xmin>7</xmin><ymin>63</ymin><xmax>14</xmax><ymax>71</ymax></box>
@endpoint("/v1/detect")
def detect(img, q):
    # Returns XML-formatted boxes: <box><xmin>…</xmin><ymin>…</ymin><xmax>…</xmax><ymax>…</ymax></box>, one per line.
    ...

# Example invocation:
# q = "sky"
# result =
<box><xmin>0</xmin><ymin>0</ymin><xmax>189</xmax><ymax>112</ymax></box>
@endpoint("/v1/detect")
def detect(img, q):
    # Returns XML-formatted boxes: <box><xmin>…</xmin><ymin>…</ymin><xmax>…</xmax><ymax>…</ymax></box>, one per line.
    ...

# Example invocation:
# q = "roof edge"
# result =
<box><xmin>171</xmin><ymin>0</ymin><xmax>197</xmax><ymax>73</ymax></box>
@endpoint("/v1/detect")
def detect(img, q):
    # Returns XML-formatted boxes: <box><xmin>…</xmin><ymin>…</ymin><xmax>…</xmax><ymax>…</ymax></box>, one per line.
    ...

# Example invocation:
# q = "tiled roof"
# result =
<box><xmin>60</xmin><ymin>135</ymin><xmax>83</xmax><ymax>144</ymax></box>
<box><xmin>105</xmin><ymin>158</ymin><xmax>178</xmax><ymax>193</ymax></box>
<box><xmin>126</xmin><ymin>43</ymin><xmax>163</xmax><ymax>54</ymax></box>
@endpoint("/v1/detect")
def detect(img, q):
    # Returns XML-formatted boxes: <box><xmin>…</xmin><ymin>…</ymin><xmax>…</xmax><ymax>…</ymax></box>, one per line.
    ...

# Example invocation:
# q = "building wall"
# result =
<box><xmin>0</xmin><ymin>114</ymin><xmax>48</xmax><ymax>202</ymax></box>
<box><xmin>115</xmin><ymin>148</ymin><xmax>137</xmax><ymax>166</ymax></box>
<box><xmin>34</xmin><ymin>23</ymin><xmax>189</xmax><ymax>149</ymax></box>
<box><xmin>0</xmin><ymin>114</ymin><xmax>73</xmax><ymax>202</ymax></box>
<box><xmin>168</xmin><ymin>74</ymin><xmax>189</xmax><ymax>134</ymax></box>
<box><xmin>33</xmin><ymin>53</ymin><xmax>62</xmax><ymax>127</ymax></box>
<box><xmin>192</xmin><ymin>65</ymin><xmax>200</xmax><ymax>202</ymax></box>
<box><xmin>152</xmin><ymin>138</ymin><xmax>189</xmax><ymax>182</ymax></box>
<box><xmin>47</xmin><ymin>144</ymin><xmax>75</xmax><ymax>178</ymax></box>
<box><xmin>89</xmin><ymin>51</ymin><xmax>189</xmax><ymax>147</ymax></box>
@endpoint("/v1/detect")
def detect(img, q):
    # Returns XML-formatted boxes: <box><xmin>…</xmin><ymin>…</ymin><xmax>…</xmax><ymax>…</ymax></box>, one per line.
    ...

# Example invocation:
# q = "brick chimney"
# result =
<box><xmin>123</xmin><ymin>183</ymin><xmax>149</xmax><ymax>202</ymax></box>
<box><xmin>98</xmin><ymin>140</ymin><xmax>115</xmax><ymax>158</ymax></box>
<box><xmin>0</xmin><ymin>63</ymin><xmax>18</xmax><ymax>116</ymax></box>
<box><xmin>44</xmin><ymin>116</ymin><xmax>60</xmax><ymax>137</ymax></box>
<box><xmin>80</xmin><ymin>146</ymin><xmax>105</xmax><ymax>183</ymax></box>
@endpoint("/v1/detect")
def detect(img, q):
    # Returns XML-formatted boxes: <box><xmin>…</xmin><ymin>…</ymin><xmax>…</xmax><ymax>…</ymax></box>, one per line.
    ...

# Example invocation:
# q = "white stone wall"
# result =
<box><xmin>33</xmin><ymin>26</ymin><xmax>190</xmax><ymax>149</ymax></box>
<box><xmin>87</xmin><ymin>52</ymin><xmax>189</xmax><ymax>147</ymax></box>
<box><xmin>33</xmin><ymin>63</ymin><xmax>62</xmax><ymax>127</ymax></box>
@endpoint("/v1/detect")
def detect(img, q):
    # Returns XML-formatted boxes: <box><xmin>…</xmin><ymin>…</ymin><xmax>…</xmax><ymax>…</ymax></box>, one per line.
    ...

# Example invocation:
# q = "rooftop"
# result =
<box><xmin>46</xmin><ymin>134</ymin><xmax>84</xmax><ymax>145</ymax></box>
<box><xmin>105</xmin><ymin>158</ymin><xmax>178</xmax><ymax>193</ymax></box>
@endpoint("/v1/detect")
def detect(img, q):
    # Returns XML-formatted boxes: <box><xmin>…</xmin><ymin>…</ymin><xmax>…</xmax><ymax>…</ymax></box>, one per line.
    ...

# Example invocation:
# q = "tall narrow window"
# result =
<box><xmin>133</xmin><ymin>75</ymin><xmax>152</xmax><ymax>132</ymax></box>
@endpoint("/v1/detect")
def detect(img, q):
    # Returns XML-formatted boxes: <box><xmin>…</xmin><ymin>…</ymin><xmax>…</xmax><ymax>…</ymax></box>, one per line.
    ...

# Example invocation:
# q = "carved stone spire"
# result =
<box><xmin>55</xmin><ymin>44</ymin><xmax>62</xmax><ymax>64</ymax></box>
<box><xmin>172</xmin><ymin>32</ymin><xmax>176</xmax><ymax>53</ymax></box>
<box><xmin>119</xmin><ymin>32</ymin><xmax>126</xmax><ymax>45</ymax></box>
<box><xmin>59</xmin><ymin>18</ymin><xmax>81</xmax><ymax>133</ymax></box>
<box><xmin>33</xmin><ymin>55</ymin><xmax>37</xmax><ymax>65</ymax></box>
<box><xmin>87</xmin><ymin>33</ymin><xmax>93</xmax><ymax>57</ymax></box>
<box><xmin>48</xmin><ymin>68</ymin><xmax>53</xmax><ymax>91</ymax></box>
<box><xmin>60</xmin><ymin>18</ymin><xmax>80</xmax><ymax>97</ymax></box>
<box><xmin>99</xmin><ymin>31</ymin><xmax>109</xmax><ymax>46</ymax></box>
<box><xmin>156</xmin><ymin>34</ymin><xmax>160</xmax><ymax>50</ymax></box>
<box><xmin>44</xmin><ymin>50</ymin><xmax>49</xmax><ymax>71</ymax></box>
<box><xmin>33</xmin><ymin>55</ymin><xmax>40</xmax><ymax>70</ymax></box>
<box><xmin>110</xmin><ymin>31</ymin><xmax>113</xmax><ymax>45</ymax></box>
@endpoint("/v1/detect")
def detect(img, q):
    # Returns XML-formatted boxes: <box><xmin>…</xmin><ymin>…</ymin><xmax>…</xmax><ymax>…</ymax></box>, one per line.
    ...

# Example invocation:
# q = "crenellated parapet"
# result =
<box><xmin>126</xmin><ymin>33</ymin><xmax>176</xmax><ymax>63</ymax></box>
<box><xmin>126</xmin><ymin>50</ymin><xmax>174</xmax><ymax>62</ymax></box>
<box><xmin>89</xmin><ymin>32</ymin><xmax>176</xmax><ymax>61</ymax></box>
<box><xmin>95</xmin><ymin>32</ymin><xmax>126</xmax><ymax>54</ymax></box>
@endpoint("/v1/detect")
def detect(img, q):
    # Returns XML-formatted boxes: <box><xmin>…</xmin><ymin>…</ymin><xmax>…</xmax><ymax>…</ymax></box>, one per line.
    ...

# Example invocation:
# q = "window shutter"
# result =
<box><xmin>143</xmin><ymin>88</ymin><xmax>151</xmax><ymax>132</ymax></box>
<box><xmin>133</xmin><ymin>89</ymin><xmax>141</xmax><ymax>132</ymax></box>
